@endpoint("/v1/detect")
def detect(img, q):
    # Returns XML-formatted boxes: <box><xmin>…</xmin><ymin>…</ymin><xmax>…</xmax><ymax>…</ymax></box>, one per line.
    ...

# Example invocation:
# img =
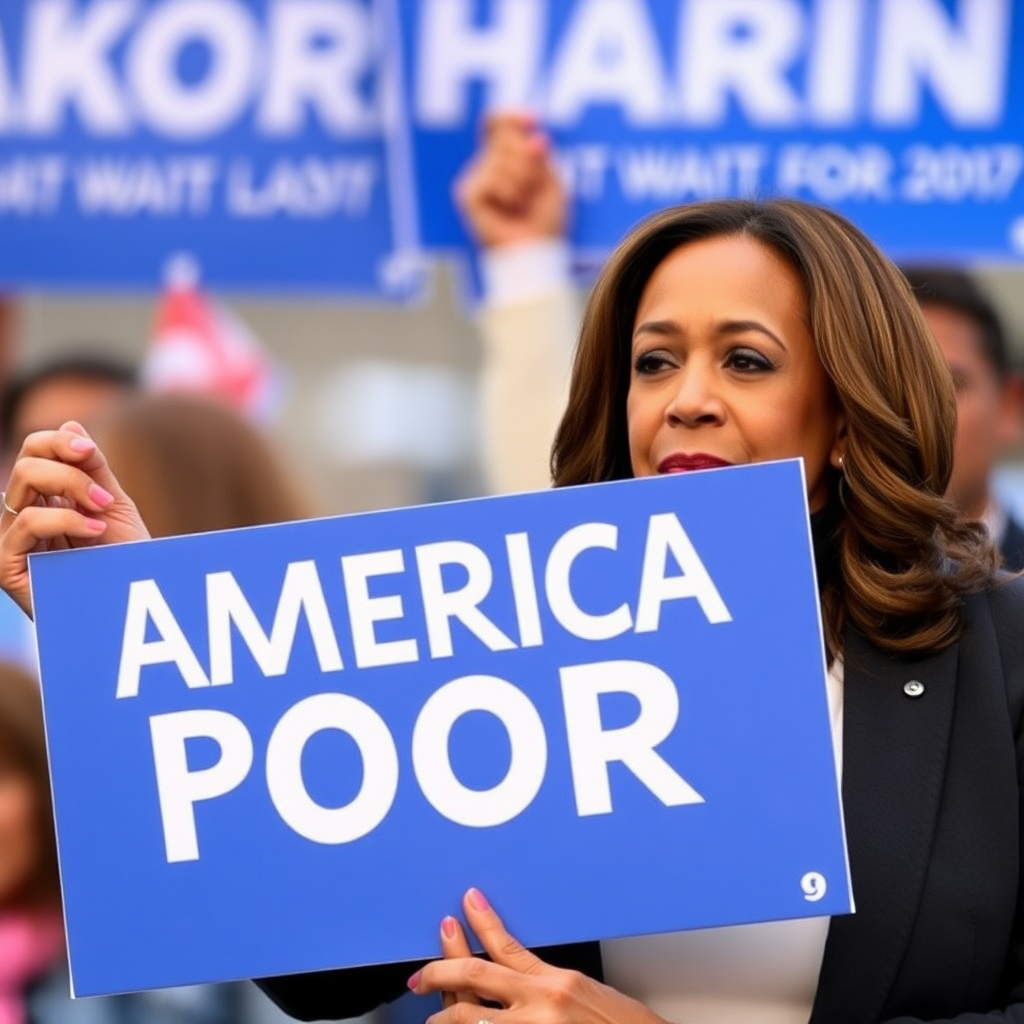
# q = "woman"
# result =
<box><xmin>0</xmin><ymin>395</ymin><xmax>315</xmax><ymax>1024</ymax></box>
<box><xmin>85</xmin><ymin>390</ymin><xmax>316</xmax><ymax>538</ymax></box>
<box><xmin>0</xmin><ymin>659</ymin><xmax>255</xmax><ymax>1024</ymax></box>
<box><xmin>0</xmin><ymin>660</ymin><xmax>62</xmax><ymax>1024</ymax></box>
<box><xmin>1</xmin><ymin>199</ymin><xmax>1022</xmax><ymax>1024</ymax></box>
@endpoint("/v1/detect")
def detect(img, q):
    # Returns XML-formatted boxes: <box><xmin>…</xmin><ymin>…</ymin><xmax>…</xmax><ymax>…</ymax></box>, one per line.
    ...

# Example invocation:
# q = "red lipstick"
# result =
<box><xmin>657</xmin><ymin>453</ymin><xmax>734</xmax><ymax>474</ymax></box>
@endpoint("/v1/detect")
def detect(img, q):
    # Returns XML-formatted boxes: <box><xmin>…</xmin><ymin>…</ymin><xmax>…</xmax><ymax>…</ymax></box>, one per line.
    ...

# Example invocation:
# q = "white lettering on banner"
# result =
<box><xmin>115</xmin><ymin>513</ymin><xmax>730</xmax><ymax>693</ymax></box>
<box><xmin>412</xmin><ymin>675</ymin><xmax>548</xmax><ymax>826</ymax></box>
<box><xmin>265</xmin><ymin>693</ymin><xmax>399</xmax><ymax>844</ymax></box>
<box><xmin>545</xmin><ymin>523</ymin><xmax>634</xmax><ymax>641</ymax></box>
<box><xmin>414</xmin><ymin>0</ymin><xmax>1013</xmax><ymax>129</ymax></box>
<box><xmin>416</xmin><ymin>0</ymin><xmax>544</xmax><ymax>123</ymax></box>
<box><xmin>555</xmin><ymin>144</ymin><xmax>612</xmax><ymax>201</ymax></box>
<box><xmin>1</xmin><ymin>0</ymin><xmax>379</xmax><ymax>138</ymax></box>
<box><xmin>416</xmin><ymin>541</ymin><xmax>517</xmax><ymax>658</ymax></box>
<box><xmin>258</xmin><ymin>1</ymin><xmax>379</xmax><ymax>135</ymax></box>
<box><xmin>118</xmin><ymin>580</ymin><xmax>211</xmax><ymax>698</ymax></box>
<box><xmin>560</xmin><ymin>660</ymin><xmax>705</xmax><ymax>816</ymax></box>
<box><xmin>0</xmin><ymin>0</ymin><xmax>1012</xmax><ymax>137</ymax></box>
<box><xmin>207</xmin><ymin>562</ymin><xmax>344</xmax><ymax>686</ymax></box>
<box><xmin>636</xmin><ymin>513</ymin><xmax>733</xmax><ymax>630</ymax></box>
<box><xmin>677</xmin><ymin>0</ymin><xmax>803</xmax><ymax>125</ymax></box>
<box><xmin>873</xmin><ymin>0</ymin><xmax>1009</xmax><ymax>126</ymax></box>
<box><xmin>341</xmin><ymin>549</ymin><xmax>421</xmax><ymax>669</ymax></box>
<box><xmin>805</xmin><ymin>0</ymin><xmax>863</xmax><ymax>124</ymax></box>
<box><xmin>899</xmin><ymin>144</ymin><xmax>1024</xmax><ymax>202</ymax></box>
<box><xmin>776</xmin><ymin>144</ymin><xmax>894</xmax><ymax>201</ymax></box>
<box><xmin>0</xmin><ymin>157</ymin><xmax>66</xmax><ymax>214</ymax></box>
<box><xmin>614</xmin><ymin>145</ymin><xmax>767</xmax><ymax>201</ymax></box>
<box><xmin>126</xmin><ymin>0</ymin><xmax>258</xmax><ymax>139</ymax></box>
<box><xmin>20</xmin><ymin>0</ymin><xmax>134</xmax><ymax>135</ymax></box>
<box><xmin>148</xmin><ymin>662</ymin><xmax>702</xmax><ymax>859</ymax></box>
<box><xmin>546</xmin><ymin>0</ymin><xmax>667</xmax><ymax>126</ymax></box>
<box><xmin>75</xmin><ymin>157</ymin><xmax>219</xmax><ymax>215</ymax></box>
<box><xmin>505</xmin><ymin>532</ymin><xmax>544</xmax><ymax>648</ymax></box>
<box><xmin>556</xmin><ymin>141</ymin><xmax>1024</xmax><ymax>206</ymax></box>
<box><xmin>227</xmin><ymin>158</ymin><xmax>378</xmax><ymax>218</ymax></box>
<box><xmin>150</xmin><ymin>709</ymin><xmax>254</xmax><ymax>863</ymax></box>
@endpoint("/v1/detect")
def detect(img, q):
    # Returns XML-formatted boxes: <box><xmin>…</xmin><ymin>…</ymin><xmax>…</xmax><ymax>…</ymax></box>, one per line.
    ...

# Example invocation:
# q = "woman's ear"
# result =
<box><xmin>829</xmin><ymin>415</ymin><xmax>848</xmax><ymax>471</ymax></box>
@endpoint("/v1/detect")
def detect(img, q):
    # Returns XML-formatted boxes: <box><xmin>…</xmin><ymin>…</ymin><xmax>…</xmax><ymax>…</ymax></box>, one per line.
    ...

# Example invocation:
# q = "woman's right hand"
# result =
<box><xmin>0</xmin><ymin>420</ymin><xmax>150</xmax><ymax>618</ymax></box>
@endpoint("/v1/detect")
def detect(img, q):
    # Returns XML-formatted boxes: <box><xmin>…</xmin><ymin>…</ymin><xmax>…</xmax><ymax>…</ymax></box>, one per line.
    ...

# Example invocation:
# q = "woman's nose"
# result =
<box><xmin>665</xmin><ymin>366</ymin><xmax>725</xmax><ymax>427</ymax></box>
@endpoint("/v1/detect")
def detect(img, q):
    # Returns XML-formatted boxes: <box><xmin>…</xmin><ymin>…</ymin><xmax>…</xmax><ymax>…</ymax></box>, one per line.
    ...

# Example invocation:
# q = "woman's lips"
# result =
<box><xmin>657</xmin><ymin>453</ymin><xmax>735</xmax><ymax>474</ymax></box>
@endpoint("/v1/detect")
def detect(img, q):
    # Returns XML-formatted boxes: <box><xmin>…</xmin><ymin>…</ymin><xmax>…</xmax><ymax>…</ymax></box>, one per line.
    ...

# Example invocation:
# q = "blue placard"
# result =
<box><xmin>404</xmin><ymin>0</ymin><xmax>1024</xmax><ymax>268</ymax></box>
<box><xmin>0</xmin><ymin>0</ymin><xmax>425</xmax><ymax>296</ymax></box>
<box><xmin>30</xmin><ymin>459</ymin><xmax>851</xmax><ymax>997</ymax></box>
<box><xmin>2</xmin><ymin>0</ymin><xmax>1022</xmax><ymax>293</ymax></box>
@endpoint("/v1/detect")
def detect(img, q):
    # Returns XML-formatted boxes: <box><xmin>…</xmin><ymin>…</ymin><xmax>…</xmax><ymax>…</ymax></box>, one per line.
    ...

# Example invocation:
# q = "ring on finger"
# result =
<box><xmin>1</xmin><ymin>491</ymin><xmax>20</xmax><ymax>518</ymax></box>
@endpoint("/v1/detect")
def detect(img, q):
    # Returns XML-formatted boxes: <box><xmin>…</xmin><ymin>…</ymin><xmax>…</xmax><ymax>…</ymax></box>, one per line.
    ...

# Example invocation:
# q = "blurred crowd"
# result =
<box><xmin>0</xmin><ymin>115</ymin><xmax>1022</xmax><ymax>1024</ymax></box>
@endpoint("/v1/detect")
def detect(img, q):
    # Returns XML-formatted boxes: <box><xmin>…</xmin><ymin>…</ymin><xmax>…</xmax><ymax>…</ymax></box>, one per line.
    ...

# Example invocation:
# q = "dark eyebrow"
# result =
<box><xmin>717</xmin><ymin>320</ymin><xmax>786</xmax><ymax>352</ymax></box>
<box><xmin>632</xmin><ymin>320</ymin><xmax>680</xmax><ymax>341</ymax></box>
<box><xmin>632</xmin><ymin>318</ymin><xmax>787</xmax><ymax>351</ymax></box>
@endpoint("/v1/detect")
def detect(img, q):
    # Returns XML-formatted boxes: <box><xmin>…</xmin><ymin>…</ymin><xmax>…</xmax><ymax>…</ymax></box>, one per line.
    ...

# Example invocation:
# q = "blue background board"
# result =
<box><xmin>0</xmin><ymin>0</ymin><xmax>425</xmax><ymax>296</ymax></box>
<box><xmin>403</xmin><ymin>0</ymin><xmax>1024</xmax><ymax>268</ymax></box>
<box><xmin>3</xmin><ymin>0</ymin><xmax>1022</xmax><ymax>294</ymax></box>
<box><xmin>30</xmin><ymin>460</ymin><xmax>851</xmax><ymax>997</ymax></box>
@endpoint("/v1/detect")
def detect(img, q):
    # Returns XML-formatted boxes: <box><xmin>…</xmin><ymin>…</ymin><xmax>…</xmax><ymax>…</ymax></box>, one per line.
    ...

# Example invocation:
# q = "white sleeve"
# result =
<box><xmin>477</xmin><ymin>240</ymin><xmax>583</xmax><ymax>496</ymax></box>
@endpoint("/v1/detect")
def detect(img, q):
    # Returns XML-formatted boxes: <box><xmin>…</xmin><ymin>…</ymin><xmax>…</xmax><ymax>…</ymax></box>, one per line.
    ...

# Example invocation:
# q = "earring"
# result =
<box><xmin>838</xmin><ymin>454</ymin><xmax>845</xmax><ymax>471</ymax></box>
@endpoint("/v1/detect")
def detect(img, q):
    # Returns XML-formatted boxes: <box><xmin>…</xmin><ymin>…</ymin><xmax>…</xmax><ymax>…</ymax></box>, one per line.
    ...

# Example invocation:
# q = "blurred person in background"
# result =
<box><xmin>0</xmin><ymin>395</ymin><xmax>317</xmax><ymax>1024</ymax></box>
<box><xmin>0</xmin><ymin>353</ymin><xmax>138</xmax><ymax>670</ymax></box>
<box><xmin>9</xmin><ymin>198</ymin><xmax>1024</xmax><ymax>1024</ymax></box>
<box><xmin>86</xmin><ymin>390</ymin><xmax>315</xmax><ymax>537</ymax></box>
<box><xmin>0</xmin><ymin>658</ymin><xmax>252</xmax><ymax>1024</ymax></box>
<box><xmin>0</xmin><ymin>353</ymin><xmax>138</xmax><ymax>473</ymax></box>
<box><xmin>901</xmin><ymin>267</ymin><xmax>1024</xmax><ymax>569</ymax></box>
<box><xmin>458</xmin><ymin>119</ymin><xmax>1024</xmax><ymax>575</ymax></box>
<box><xmin>455</xmin><ymin>111</ymin><xmax>578</xmax><ymax>495</ymax></box>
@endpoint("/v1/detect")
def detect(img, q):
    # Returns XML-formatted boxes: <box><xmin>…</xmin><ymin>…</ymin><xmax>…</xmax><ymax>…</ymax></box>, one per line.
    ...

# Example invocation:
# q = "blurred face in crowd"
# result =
<box><xmin>924</xmin><ymin>303</ymin><xmax>1021</xmax><ymax>521</ymax></box>
<box><xmin>627</xmin><ymin>235</ymin><xmax>842</xmax><ymax>512</ymax></box>
<box><xmin>10</xmin><ymin>375</ymin><xmax>128</xmax><ymax>455</ymax></box>
<box><xmin>0</xmin><ymin>747</ymin><xmax>38</xmax><ymax>908</ymax></box>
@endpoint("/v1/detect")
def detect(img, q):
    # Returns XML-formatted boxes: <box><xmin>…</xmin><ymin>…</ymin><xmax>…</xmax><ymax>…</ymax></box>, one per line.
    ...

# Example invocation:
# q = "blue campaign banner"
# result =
<box><xmin>30</xmin><ymin>459</ymin><xmax>851</xmax><ymax>997</ymax></box>
<box><xmin>403</xmin><ymin>0</ymin><xmax>1024</xmax><ymax>268</ymax></box>
<box><xmin>0</xmin><ymin>0</ymin><xmax>425</xmax><ymax>296</ymax></box>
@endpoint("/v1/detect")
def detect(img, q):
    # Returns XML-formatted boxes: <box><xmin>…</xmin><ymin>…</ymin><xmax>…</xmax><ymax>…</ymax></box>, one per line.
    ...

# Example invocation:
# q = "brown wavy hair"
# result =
<box><xmin>551</xmin><ymin>199</ymin><xmax>1000</xmax><ymax>657</ymax></box>
<box><xmin>88</xmin><ymin>392</ymin><xmax>316</xmax><ymax>538</ymax></box>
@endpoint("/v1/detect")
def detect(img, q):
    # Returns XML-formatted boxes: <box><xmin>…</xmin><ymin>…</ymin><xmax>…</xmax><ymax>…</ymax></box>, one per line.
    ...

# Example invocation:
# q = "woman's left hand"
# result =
<box><xmin>408</xmin><ymin>888</ymin><xmax>666</xmax><ymax>1024</ymax></box>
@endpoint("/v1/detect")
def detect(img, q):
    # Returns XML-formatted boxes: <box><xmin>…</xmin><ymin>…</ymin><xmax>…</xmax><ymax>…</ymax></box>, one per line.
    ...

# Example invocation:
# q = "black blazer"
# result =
<box><xmin>257</xmin><ymin>577</ymin><xmax>1024</xmax><ymax>1024</ymax></box>
<box><xmin>1001</xmin><ymin>515</ymin><xmax>1024</xmax><ymax>574</ymax></box>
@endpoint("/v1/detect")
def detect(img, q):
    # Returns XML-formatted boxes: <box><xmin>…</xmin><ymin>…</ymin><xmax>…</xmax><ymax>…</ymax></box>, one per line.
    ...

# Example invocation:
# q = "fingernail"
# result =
<box><xmin>406</xmin><ymin>970</ymin><xmax>421</xmax><ymax>990</ymax></box>
<box><xmin>88</xmin><ymin>484</ymin><xmax>113</xmax><ymax>507</ymax></box>
<box><xmin>467</xmin><ymin>888</ymin><xmax>489</xmax><ymax>912</ymax></box>
<box><xmin>69</xmin><ymin>437</ymin><xmax>95</xmax><ymax>453</ymax></box>
<box><xmin>85</xmin><ymin>518</ymin><xmax>107</xmax><ymax>532</ymax></box>
<box><xmin>440</xmin><ymin>916</ymin><xmax>457</xmax><ymax>939</ymax></box>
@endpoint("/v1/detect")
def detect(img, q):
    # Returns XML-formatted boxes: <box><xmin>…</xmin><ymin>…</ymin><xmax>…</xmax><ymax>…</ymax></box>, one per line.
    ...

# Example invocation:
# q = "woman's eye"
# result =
<box><xmin>727</xmin><ymin>349</ymin><xmax>774</xmax><ymax>373</ymax></box>
<box><xmin>634</xmin><ymin>351</ymin><xmax>673</xmax><ymax>374</ymax></box>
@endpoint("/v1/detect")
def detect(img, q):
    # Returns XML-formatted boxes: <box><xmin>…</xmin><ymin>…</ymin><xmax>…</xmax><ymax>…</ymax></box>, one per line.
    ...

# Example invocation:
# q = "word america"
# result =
<box><xmin>117</xmin><ymin>512</ymin><xmax>732</xmax><ymax>698</ymax></box>
<box><xmin>122</xmin><ymin>512</ymin><xmax>732</xmax><ymax>862</ymax></box>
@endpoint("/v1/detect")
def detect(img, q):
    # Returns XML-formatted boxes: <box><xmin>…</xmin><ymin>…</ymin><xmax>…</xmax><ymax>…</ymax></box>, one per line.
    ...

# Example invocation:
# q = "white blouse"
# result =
<box><xmin>600</xmin><ymin>658</ymin><xmax>845</xmax><ymax>1024</ymax></box>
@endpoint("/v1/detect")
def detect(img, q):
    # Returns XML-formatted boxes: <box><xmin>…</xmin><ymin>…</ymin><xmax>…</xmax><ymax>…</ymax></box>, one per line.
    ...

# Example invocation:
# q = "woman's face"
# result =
<box><xmin>0</xmin><ymin>751</ymin><xmax>39</xmax><ymax>907</ymax></box>
<box><xmin>627</xmin><ymin>234</ymin><xmax>843</xmax><ymax>512</ymax></box>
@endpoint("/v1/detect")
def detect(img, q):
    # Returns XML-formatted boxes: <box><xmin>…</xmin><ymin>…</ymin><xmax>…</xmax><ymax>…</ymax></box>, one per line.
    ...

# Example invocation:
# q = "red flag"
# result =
<box><xmin>144</xmin><ymin>256</ymin><xmax>282</xmax><ymax>421</ymax></box>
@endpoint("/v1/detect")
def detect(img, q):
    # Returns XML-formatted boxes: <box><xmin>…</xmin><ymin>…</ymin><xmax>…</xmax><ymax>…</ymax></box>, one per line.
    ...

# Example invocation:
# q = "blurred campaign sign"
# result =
<box><xmin>0</xmin><ymin>0</ymin><xmax>425</xmax><ymax>296</ymax></box>
<box><xmin>30</xmin><ymin>459</ymin><xmax>851</xmax><ymax>996</ymax></box>
<box><xmin>404</xmin><ymin>0</ymin><xmax>1024</xmax><ymax>267</ymax></box>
